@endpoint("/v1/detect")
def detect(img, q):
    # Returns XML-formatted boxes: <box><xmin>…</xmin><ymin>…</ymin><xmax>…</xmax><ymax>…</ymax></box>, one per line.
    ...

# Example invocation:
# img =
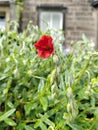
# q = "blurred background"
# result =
<box><xmin>0</xmin><ymin>0</ymin><xmax>98</xmax><ymax>48</ymax></box>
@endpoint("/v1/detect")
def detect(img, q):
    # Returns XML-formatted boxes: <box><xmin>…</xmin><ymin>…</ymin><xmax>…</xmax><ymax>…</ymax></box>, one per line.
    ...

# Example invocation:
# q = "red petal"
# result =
<box><xmin>34</xmin><ymin>35</ymin><xmax>54</xmax><ymax>58</ymax></box>
<box><xmin>35</xmin><ymin>35</ymin><xmax>53</xmax><ymax>50</ymax></box>
<box><xmin>38</xmin><ymin>50</ymin><xmax>52</xmax><ymax>58</ymax></box>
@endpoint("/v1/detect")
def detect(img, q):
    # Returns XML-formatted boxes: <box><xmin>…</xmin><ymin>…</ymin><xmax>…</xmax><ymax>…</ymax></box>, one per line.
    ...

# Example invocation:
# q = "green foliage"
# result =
<box><xmin>0</xmin><ymin>22</ymin><xmax>98</xmax><ymax>130</ymax></box>
<box><xmin>13</xmin><ymin>0</ymin><xmax>24</xmax><ymax>31</ymax></box>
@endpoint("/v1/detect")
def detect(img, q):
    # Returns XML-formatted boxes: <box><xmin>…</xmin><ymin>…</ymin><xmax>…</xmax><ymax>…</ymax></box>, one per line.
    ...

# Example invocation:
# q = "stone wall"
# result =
<box><xmin>22</xmin><ymin>0</ymin><xmax>98</xmax><ymax>47</ymax></box>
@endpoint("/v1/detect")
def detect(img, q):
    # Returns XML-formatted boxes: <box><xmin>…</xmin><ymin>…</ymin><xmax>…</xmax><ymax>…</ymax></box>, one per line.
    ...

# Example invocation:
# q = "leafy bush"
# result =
<box><xmin>0</xmin><ymin>22</ymin><xmax>98</xmax><ymax>130</ymax></box>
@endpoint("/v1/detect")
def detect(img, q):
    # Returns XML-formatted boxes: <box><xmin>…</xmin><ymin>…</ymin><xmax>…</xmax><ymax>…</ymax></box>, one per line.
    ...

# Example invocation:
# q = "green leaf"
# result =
<box><xmin>71</xmin><ymin>124</ymin><xmax>84</xmax><ymax>130</ymax></box>
<box><xmin>40</xmin><ymin>97</ymin><xmax>48</xmax><ymax>111</ymax></box>
<box><xmin>34</xmin><ymin>119</ymin><xmax>41</xmax><ymax>128</ymax></box>
<box><xmin>25</xmin><ymin>125</ymin><xmax>34</xmax><ymax>130</ymax></box>
<box><xmin>38</xmin><ymin>79</ymin><xmax>44</xmax><ymax>92</ymax></box>
<box><xmin>16</xmin><ymin>123</ymin><xmax>26</xmax><ymax>130</ymax></box>
<box><xmin>0</xmin><ymin>108</ymin><xmax>16</xmax><ymax>122</ymax></box>
<box><xmin>94</xmin><ymin>108</ymin><xmax>98</xmax><ymax>117</ymax></box>
<box><xmin>39</xmin><ymin>114</ymin><xmax>55</xmax><ymax>128</ymax></box>
<box><xmin>4</xmin><ymin>118</ymin><xmax>17</xmax><ymax>126</ymax></box>
<box><xmin>0</xmin><ymin>74</ymin><xmax>8</xmax><ymax>81</ymax></box>
<box><xmin>40</xmin><ymin>122</ymin><xmax>47</xmax><ymax>130</ymax></box>
<box><xmin>7</xmin><ymin>101</ymin><xmax>14</xmax><ymax>108</ymax></box>
<box><xmin>24</xmin><ymin>103</ymin><xmax>33</xmax><ymax>115</ymax></box>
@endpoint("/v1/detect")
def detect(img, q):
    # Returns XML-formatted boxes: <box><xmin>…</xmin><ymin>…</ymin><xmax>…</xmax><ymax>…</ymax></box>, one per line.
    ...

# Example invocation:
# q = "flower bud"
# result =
<box><xmin>48</xmin><ymin>126</ymin><xmax>54</xmax><ymax>130</ymax></box>
<box><xmin>56</xmin><ymin>66</ymin><xmax>60</xmax><ymax>75</ymax></box>
<box><xmin>27</xmin><ymin>69</ymin><xmax>32</xmax><ymax>76</ymax></box>
<box><xmin>53</xmin><ymin>55</ymin><xmax>59</xmax><ymax>65</ymax></box>
<box><xmin>51</xmin><ymin>83</ymin><xmax>57</xmax><ymax>93</ymax></box>
<box><xmin>67</xmin><ymin>103</ymin><xmax>71</xmax><ymax>113</ymax></box>
<box><xmin>16</xmin><ymin>111</ymin><xmax>21</xmax><ymax>120</ymax></box>
<box><xmin>50</xmin><ymin>69</ymin><xmax>56</xmax><ymax>84</ymax></box>
<box><xmin>67</xmin><ymin>87</ymin><xmax>73</xmax><ymax>98</ymax></box>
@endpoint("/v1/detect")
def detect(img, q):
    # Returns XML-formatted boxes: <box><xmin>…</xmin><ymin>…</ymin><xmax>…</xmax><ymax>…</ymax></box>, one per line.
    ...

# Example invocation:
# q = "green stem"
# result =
<box><xmin>72</xmin><ymin>55</ymin><xmax>91</xmax><ymax>89</ymax></box>
<box><xmin>88</xmin><ymin>118</ymin><xmax>98</xmax><ymax>130</ymax></box>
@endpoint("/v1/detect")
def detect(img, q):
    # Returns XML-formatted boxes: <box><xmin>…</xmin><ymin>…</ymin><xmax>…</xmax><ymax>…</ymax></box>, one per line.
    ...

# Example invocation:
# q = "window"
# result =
<box><xmin>91</xmin><ymin>0</ymin><xmax>98</xmax><ymax>8</ymax></box>
<box><xmin>37</xmin><ymin>6</ymin><xmax>67</xmax><ymax>32</ymax></box>
<box><xmin>0</xmin><ymin>0</ymin><xmax>10</xmax><ymax>29</ymax></box>
<box><xmin>0</xmin><ymin>13</ymin><xmax>6</xmax><ymax>29</ymax></box>
<box><xmin>40</xmin><ymin>11</ymin><xmax>63</xmax><ymax>31</ymax></box>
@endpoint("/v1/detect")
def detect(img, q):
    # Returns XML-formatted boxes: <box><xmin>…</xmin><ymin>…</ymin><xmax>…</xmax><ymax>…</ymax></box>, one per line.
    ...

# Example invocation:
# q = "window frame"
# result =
<box><xmin>39</xmin><ymin>11</ymin><xmax>63</xmax><ymax>30</ymax></box>
<box><xmin>0</xmin><ymin>12</ymin><xmax>6</xmax><ymax>29</ymax></box>
<box><xmin>91</xmin><ymin>0</ymin><xmax>98</xmax><ymax>8</ymax></box>
<box><xmin>0</xmin><ymin>1</ymin><xmax>10</xmax><ymax>29</ymax></box>
<box><xmin>37</xmin><ymin>5</ymin><xmax>67</xmax><ymax>31</ymax></box>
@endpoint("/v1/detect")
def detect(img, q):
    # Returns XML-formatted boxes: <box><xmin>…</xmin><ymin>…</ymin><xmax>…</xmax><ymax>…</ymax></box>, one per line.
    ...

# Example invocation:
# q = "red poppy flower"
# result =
<box><xmin>34</xmin><ymin>35</ymin><xmax>54</xmax><ymax>58</ymax></box>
